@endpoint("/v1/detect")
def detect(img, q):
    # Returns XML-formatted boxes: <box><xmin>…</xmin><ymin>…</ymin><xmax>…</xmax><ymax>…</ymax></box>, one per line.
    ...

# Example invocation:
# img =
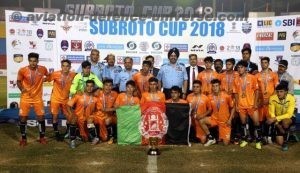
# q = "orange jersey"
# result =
<box><xmin>186</xmin><ymin>93</ymin><xmax>211</xmax><ymax>118</ymax></box>
<box><xmin>255</xmin><ymin>70</ymin><xmax>278</xmax><ymax>100</ymax></box>
<box><xmin>208</xmin><ymin>92</ymin><xmax>233</xmax><ymax>122</ymax></box>
<box><xmin>132</xmin><ymin>72</ymin><xmax>153</xmax><ymax>94</ymax></box>
<box><xmin>49</xmin><ymin>71</ymin><xmax>76</xmax><ymax>103</ymax></box>
<box><xmin>95</xmin><ymin>91</ymin><xmax>118</xmax><ymax>116</ymax></box>
<box><xmin>17</xmin><ymin>65</ymin><xmax>48</xmax><ymax>102</ymax></box>
<box><xmin>220</xmin><ymin>71</ymin><xmax>239</xmax><ymax>94</ymax></box>
<box><xmin>67</xmin><ymin>93</ymin><xmax>98</xmax><ymax>118</ymax></box>
<box><xmin>197</xmin><ymin>70</ymin><xmax>220</xmax><ymax>95</ymax></box>
<box><xmin>233</xmin><ymin>74</ymin><xmax>258</xmax><ymax>109</ymax></box>
<box><xmin>115</xmin><ymin>93</ymin><xmax>140</xmax><ymax>107</ymax></box>
<box><xmin>165</xmin><ymin>99</ymin><xmax>188</xmax><ymax>103</ymax></box>
<box><xmin>140</xmin><ymin>91</ymin><xmax>165</xmax><ymax>104</ymax></box>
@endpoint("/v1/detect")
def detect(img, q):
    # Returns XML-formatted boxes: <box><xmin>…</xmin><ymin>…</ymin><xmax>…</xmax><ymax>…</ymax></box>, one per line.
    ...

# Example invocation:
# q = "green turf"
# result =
<box><xmin>0</xmin><ymin>123</ymin><xmax>299</xmax><ymax>173</ymax></box>
<box><xmin>0</xmin><ymin>76</ymin><xmax>7</xmax><ymax>108</ymax></box>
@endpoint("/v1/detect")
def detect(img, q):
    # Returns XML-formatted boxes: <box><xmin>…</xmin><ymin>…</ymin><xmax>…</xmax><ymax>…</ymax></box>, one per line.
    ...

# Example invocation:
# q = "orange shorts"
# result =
<box><xmin>239</xmin><ymin>107</ymin><xmax>257</xmax><ymax>119</ymax></box>
<box><xmin>258</xmin><ymin>105</ymin><xmax>269</xmax><ymax>122</ymax></box>
<box><xmin>50</xmin><ymin>101</ymin><xmax>68</xmax><ymax>116</ymax></box>
<box><xmin>208</xmin><ymin>117</ymin><xmax>231</xmax><ymax>142</ymax></box>
<box><xmin>192</xmin><ymin>117</ymin><xmax>206</xmax><ymax>143</ymax></box>
<box><xmin>19</xmin><ymin>100</ymin><xmax>44</xmax><ymax>117</ymax></box>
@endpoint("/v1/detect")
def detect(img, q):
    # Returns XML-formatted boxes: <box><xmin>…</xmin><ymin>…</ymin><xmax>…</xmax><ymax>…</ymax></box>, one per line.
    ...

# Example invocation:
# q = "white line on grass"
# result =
<box><xmin>147</xmin><ymin>156</ymin><xmax>157</xmax><ymax>173</ymax></box>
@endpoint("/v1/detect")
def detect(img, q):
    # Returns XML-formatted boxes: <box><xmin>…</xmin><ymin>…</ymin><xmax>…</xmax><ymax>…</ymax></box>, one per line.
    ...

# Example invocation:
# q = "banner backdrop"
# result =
<box><xmin>5</xmin><ymin>10</ymin><xmax>300</xmax><ymax>109</ymax></box>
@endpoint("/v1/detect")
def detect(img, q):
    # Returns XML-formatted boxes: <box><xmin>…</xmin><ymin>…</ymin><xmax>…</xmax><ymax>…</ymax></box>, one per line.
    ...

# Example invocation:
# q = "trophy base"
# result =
<box><xmin>147</xmin><ymin>148</ymin><xmax>161</xmax><ymax>155</ymax></box>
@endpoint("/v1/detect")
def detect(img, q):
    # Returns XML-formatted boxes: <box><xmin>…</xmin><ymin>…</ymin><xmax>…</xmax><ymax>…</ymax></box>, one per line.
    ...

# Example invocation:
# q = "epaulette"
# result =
<box><xmin>178</xmin><ymin>62</ymin><xmax>186</xmax><ymax>67</ymax></box>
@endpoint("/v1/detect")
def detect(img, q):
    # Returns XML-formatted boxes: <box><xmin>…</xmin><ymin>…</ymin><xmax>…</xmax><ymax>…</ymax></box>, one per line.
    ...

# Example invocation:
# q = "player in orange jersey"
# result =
<box><xmin>197</xmin><ymin>56</ymin><xmax>220</xmax><ymax>95</ymax></box>
<box><xmin>233</xmin><ymin>60</ymin><xmax>262</xmax><ymax>149</ymax></box>
<box><xmin>93</xmin><ymin>79</ymin><xmax>118</xmax><ymax>144</ymax></box>
<box><xmin>165</xmin><ymin>86</ymin><xmax>188</xmax><ymax>103</ymax></box>
<box><xmin>140</xmin><ymin>77</ymin><xmax>165</xmax><ymax>104</ymax></box>
<box><xmin>67</xmin><ymin>80</ymin><xmax>99</xmax><ymax>148</ymax></box>
<box><xmin>48</xmin><ymin>59</ymin><xmax>76</xmax><ymax>141</ymax></box>
<box><xmin>186</xmin><ymin>80</ymin><xmax>211</xmax><ymax>143</ymax></box>
<box><xmin>17</xmin><ymin>52</ymin><xmax>49</xmax><ymax>146</ymax></box>
<box><xmin>115</xmin><ymin>80</ymin><xmax>140</xmax><ymax>107</ymax></box>
<box><xmin>220</xmin><ymin>58</ymin><xmax>239</xmax><ymax>96</ymax></box>
<box><xmin>200</xmin><ymin>79</ymin><xmax>235</xmax><ymax>146</ymax></box>
<box><xmin>132</xmin><ymin>60</ymin><xmax>153</xmax><ymax>97</ymax></box>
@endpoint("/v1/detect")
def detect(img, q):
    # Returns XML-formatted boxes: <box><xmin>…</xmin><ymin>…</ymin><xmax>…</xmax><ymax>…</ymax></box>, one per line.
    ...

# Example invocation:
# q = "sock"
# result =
<box><xmin>266</xmin><ymin>123</ymin><xmax>275</xmax><ymax>137</ymax></box>
<box><xmin>38</xmin><ymin>120</ymin><xmax>46</xmax><ymax>138</ymax></box>
<box><xmin>283</xmin><ymin>127</ymin><xmax>290</xmax><ymax>142</ymax></box>
<box><xmin>254</xmin><ymin>125</ymin><xmax>262</xmax><ymax>142</ymax></box>
<box><xmin>69</xmin><ymin>124</ymin><xmax>77</xmax><ymax>140</ymax></box>
<box><xmin>53</xmin><ymin>122</ymin><xmax>58</xmax><ymax>133</ymax></box>
<box><xmin>107</xmin><ymin>125</ymin><xmax>113</xmax><ymax>138</ymax></box>
<box><xmin>207</xmin><ymin>134</ymin><xmax>214</xmax><ymax>140</ymax></box>
<box><xmin>95</xmin><ymin>124</ymin><xmax>100</xmax><ymax>138</ymax></box>
<box><xmin>88</xmin><ymin>127</ymin><xmax>97</xmax><ymax>139</ymax></box>
<box><xmin>241</xmin><ymin>124</ymin><xmax>248</xmax><ymax>140</ymax></box>
<box><xmin>65</xmin><ymin>123</ymin><xmax>70</xmax><ymax>134</ymax></box>
<box><xmin>19</xmin><ymin>121</ymin><xmax>27</xmax><ymax>140</ymax></box>
<box><xmin>112</xmin><ymin>124</ymin><xmax>117</xmax><ymax>138</ymax></box>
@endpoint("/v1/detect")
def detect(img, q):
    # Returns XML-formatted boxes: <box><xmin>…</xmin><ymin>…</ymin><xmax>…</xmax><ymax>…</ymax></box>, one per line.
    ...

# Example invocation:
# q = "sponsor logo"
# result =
<box><xmin>117</xmin><ymin>56</ymin><xmax>141</xmax><ymax>65</ymax></box>
<box><xmin>36</xmin><ymin>29</ymin><xmax>44</xmax><ymax>38</ymax></box>
<box><xmin>293</xmin><ymin>30</ymin><xmax>300</xmax><ymax>41</ymax></box>
<box><xmin>61</xmin><ymin>40</ymin><xmax>69</xmax><ymax>51</ymax></box>
<box><xmin>257</xmin><ymin>20</ymin><xmax>272</xmax><ymax>28</ymax></box>
<box><xmin>127</xmin><ymin>41</ymin><xmax>137</xmax><ymax>50</ymax></box>
<box><xmin>290</xmin><ymin>43</ymin><xmax>300</xmax><ymax>52</ymax></box>
<box><xmin>283</xmin><ymin>19</ymin><xmax>296</xmax><ymax>26</ymax></box>
<box><xmin>61</xmin><ymin>21</ymin><xmax>72</xmax><ymax>33</ymax></box>
<box><xmin>139</xmin><ymin>42</ymin><xmax>149</xmax><ymax>51</ymax></box>
<box><xmin>8</xmin><ymin>93</ymin><xmax>20</xmax><ymax>98</ymax></box>
<box><xmin>191</xmin><ymin>45</ymin><xmax>204</xmax><ymax>52</ymax></box>
<box><xmin>29</xmin><ymin>41</ymin><xmax>37</xmax><ymax>49</ymax></box>
<box><xmin>207</xmin><ymin>43</ymin><xmax>217</xmax><ymax>54</ymax></box>
<box><xmin>226</xmin><ymin>45</ymin><xmax>241</xmax><ymax>52</ymax></box>
<box><xmin>242</xmin><ymin>21</ymin><xmax>252</xmax><ymax>34</ymax></box>
<box><xmin>277</xmin><ymin>32</ymin><xmax>287</xmax><ymax>40</ymax></box>
<box><xmin>9</xmin><ymin>80</ymin><xmax>17</xmax><ymax>88</ymax></box>
<box><xmin>61</xmin><ymin>55</ymin><xmax>85</xmax><ymax>63</ymax></box>
<box><xmin>275</xmin><ymin>20</ymin><xmax>282</xmax><ymax>26</ymax></box>
<box><xmin>17</xmin><ymin>29</ymin><xmax>32</xmax><ymax>36</ymax></box>
<box><xmin>71</xmin><ymin>40</ymin><xmax>82</xmax><ymax>51</ymax></box>
<box><xmin>227</xmin><ymin>22</ymin><xmax>240</xmax><ymax>33</ymax></box>
<box><xmin>256</xmin><ymin>32</ymin><xmax>274</xmax><ymax>41</ymax></box>
<box><xmin>9</xmin><ymin>15</ymin><xmax>29</xmax><ymax>23</ymax></box>
<box><xmin>84</xmin><ymin>41</ymin><xmax>95</xmax><ymax>51</ymax></box>
<box><xmin>9</xmin><ymin>29</ymin><xmax>15</xmax><ymax>35</ymax></box>
<box><xmin>152</xmin><ymin>42</ymin><xmax>162</xmax><ymax>50</ymax></box>
<box><xmin>291</xmin><ymin>57</ymin><xmax>300</xmax><ymax>66</ymax></box>
<box><xmin>13</xmin><ymin>54</ymin><xmax>23</xmax><ymax>63</ymax></box>
<box><xmin>44</xmin><ymin>40</ymin><xmax>53</xmax><ymax>51</ymax></box>
<box><xmin>74</xmin><ymin>22</ymin><xmax>88</xmax><ymax>32</ymax></box>
<box><xmin>164</xmin><ymin>44</ymin><xmax>188</xmax><ymax>52</ymax></box>
<box><xmin>275</xmin><ymin>55</ymin><xmax>283</xmax><ymax>62</ymax></box>
<box><xmin>219</xmin><ymin>45</ymin><xmax>225</xmax><ymax>51</ymax></box>
<box><xmin>11</xmin><ymin>40</ymin><xmax>21</xmax><ymax>49</ymax></box>
<box><xmin>255</xmin><ymin>45</ymin><xmax>284</xmax><ymax>52</ymax></box>
<box><xmin>47</xmin><ymin>30</ymin><xmax>56</xmax><ymax>38</ymax></box>
<box><xmin>97</xmin><ymin>44</ymin><xmax>124</xmax><ymax>50</ymax></box>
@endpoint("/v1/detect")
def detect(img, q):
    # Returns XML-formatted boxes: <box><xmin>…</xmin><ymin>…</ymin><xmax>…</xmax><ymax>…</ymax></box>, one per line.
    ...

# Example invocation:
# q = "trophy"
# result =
<box><xmin>140</xmin><ymin>102</ymin><xmax>168</xmax><ymax>156</ymax></box>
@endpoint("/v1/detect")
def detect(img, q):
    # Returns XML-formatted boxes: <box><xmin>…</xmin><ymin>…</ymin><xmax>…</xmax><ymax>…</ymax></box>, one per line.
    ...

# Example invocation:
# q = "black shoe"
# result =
<box><xmin>55</xmin><ymin>132</ymin><xmax>63</xmax><ymax>142</ymax></box>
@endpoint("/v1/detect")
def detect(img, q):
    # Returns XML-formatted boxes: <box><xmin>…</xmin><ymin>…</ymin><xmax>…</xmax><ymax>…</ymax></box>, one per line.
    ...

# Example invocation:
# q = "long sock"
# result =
<box><xmin>19</xmin><ymin>121</ymin><xmax>27</xmax><ymax>140</ymax></box>
<box><xmin>107</xmin><ymin>125</ymin><xmax>113</xmax><ymax>138</ymax></box>
<box><xmin>283</xmin><ymin>127</ymin><xmax>290</xmax><ymax>142</ymax></box>
<box><xmin>112</xmin><ymin>124</ymin><xmax>117</xmax><ymax>138</ymax></box>
<box><xmin>241</xmin><ymin>124</ymin><xmax>247</xmax><ymax>140</ymax></box>
<box><xmin>65</xmin><ymin>123</ymin><xmax>70</xmax><ymax>134</ymax></box>
<box><xmin>95</xmin><ymin>124</ymin><xmax>100</xmax><ymax>138</ymax></box>
<box><xmin>38</xmin><ymin>121</ymin><xmax>46</xmax><ymax>138</ymax></box>
<box><xmin>69</xmin><ymin>124</ymin><xmax>77</xmax><ymax>140</ymax></box>
<box><xmin>88</xmin><ymin>127</ymin><xmax>97</xmax><ymax>139</ymax></box>
<box><xmin>266</xmin><ymin>123</ymin><xmax>275</xmax><ymax>137</ymax></box>
<box><xmin>53</xmin><ymin>122</ymin><xmax>58</xmax><ymax>133</ymax></box>
<box><xmin>254</xmin><ymin>125</ymin><xmax>262</xmax><ymax>142</ymax></box>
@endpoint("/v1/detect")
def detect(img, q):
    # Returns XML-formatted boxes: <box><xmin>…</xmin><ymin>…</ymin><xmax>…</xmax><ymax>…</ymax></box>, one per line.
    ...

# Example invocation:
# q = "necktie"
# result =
<box><xmin>192</xmin><ymin>67</ymin><xmax>195</xmax><ymax>82</ymax></box>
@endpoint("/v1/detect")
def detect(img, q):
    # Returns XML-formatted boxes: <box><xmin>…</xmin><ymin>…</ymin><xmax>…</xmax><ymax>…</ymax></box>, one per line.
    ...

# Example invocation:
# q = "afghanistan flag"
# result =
<box><xmin>165</xmin><ymin>103</ymin><xmax>191</xmax><ymax>145</ymax></box>
<box><xmin>116</xmin><ymin>105</ymin><xmax>141</xmax><ymax>145</ymax></box>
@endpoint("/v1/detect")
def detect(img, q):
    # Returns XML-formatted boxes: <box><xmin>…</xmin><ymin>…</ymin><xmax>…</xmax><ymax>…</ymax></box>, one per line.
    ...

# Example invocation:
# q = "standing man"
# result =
<box><xmin>48</xmin><ymin>59</ymin><xmax>76</xmax><ymax>141</ymax></box>
<box><xmin>132</xmin><ymin>60</ymin><xmax>153</xmax><ymax>96</ymax></box>
<box><xmin>234</xmin><ymin>46</ymin><xmax>258</xmax><ymax>75</ymax></box>
<box><xmin>277</xmin><ymin>60</ymin><xmax>294</xmax><ymax>94</ymax></box>
<box><xmin>77</xmin><ymin>49</ymin><xmax>104</xmax><ymax>81</ymax></box>
<box><xmin>220</xmin><ymin>58</ymin><xmax>238</xmax><ymax>95</ymax></box>
<box><xmin>115</xmin><ymin>57</ymin><xmax>138</xmax><ymax>92</ymax></box>
<box><xmin>145</xmin><ymin>55</ymin><xmax>160</xmax><ymax>77</ymax></box>
<box><xmin>267</xmin><ymin>82</ymin><xmax>296</xmax><ymax>151</ymax></box>
<box><xmin>233</xmin><ymin>60</ymin><xmax>262</xmax><ymax>149</ymax></box>
<box><xmin>186</xmin><ymin>54</ymin><xmax>205</xmax><ymax>95</ymax></box>
<box><xmin>213</xmin><ymin>59</ymin><xmax>225</xmax><ymax>74</ymax></box>
<box><xmin>200</xmin><ymin>79</ymin><xmax>235</xmax><ymax>146</ymax></box>
<box><xmin>17</xmin><ymin>52</ymin><xmax>49</xmax><ymax>146</ymax></box>
<box><xmin>157</xmin><ymin>48</ymin><xmax>188</xmax><ymax>99</ymax></box>
<box><xmin>70</xmin><ymin>60</ymin><xmax>103</xmax><ymax>96</ymax></box>
<box><xmin>102</xmin><ymin>53</ymin><xmax>122</xmax><ymax>92</ymax></box>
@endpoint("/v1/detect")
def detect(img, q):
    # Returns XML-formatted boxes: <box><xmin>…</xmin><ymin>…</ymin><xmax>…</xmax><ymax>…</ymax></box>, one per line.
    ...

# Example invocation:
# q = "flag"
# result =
<box><xmin>165</xmin><ymin>103</ymin><xmax>191</xmax><ymax>145</ymax></box>
<box><xmin>116</xmin><ymin>105</ymin><xmax>141</xmax><ymax>145</ymax></box>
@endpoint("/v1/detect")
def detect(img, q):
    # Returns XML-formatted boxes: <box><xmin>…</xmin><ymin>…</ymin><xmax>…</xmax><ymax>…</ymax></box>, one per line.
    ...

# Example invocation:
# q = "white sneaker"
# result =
<box><xmin>267</xmin><ymin>137</ymin><xmax>273</xmax><ymax>144</ymax></box>
<box><xmin>204</xmin><ymin>139</ymin><xmax>216</xmax><ymax>147</ymax></box>
<box><xmin>91</xmin><ymin>137</ymin><xmax>99</xmax><ymax>145</ymax></box>
<box><xmin>70</xmin><ymin>140</ymin><xmax>76</xmax><ymax>149</ymax></box>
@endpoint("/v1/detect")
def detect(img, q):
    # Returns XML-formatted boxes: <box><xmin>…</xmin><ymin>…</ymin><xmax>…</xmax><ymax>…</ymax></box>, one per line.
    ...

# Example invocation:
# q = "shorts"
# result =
<box><xmin>208</xmin><ymin>117</ymin><xmax>231</xmax><ymax>142</ymax></box>
<box><xmin>258</xmin><ymin>105</ymin><xmax>269</xmax><ymax>122</ymax></box>
<box><xmin>50</xmin><ymin>101</ymin><xmax>68</xmax><ymax>116</ymax></box>
<box><xmin>19</xmin><ymin>100</ymin><xmax>44</xmax><ymax>117</ymax></box>
<box><xmin>239</xmin><ymin>107</ymin><xmax>258</xmax><ymax>119</ymax></box>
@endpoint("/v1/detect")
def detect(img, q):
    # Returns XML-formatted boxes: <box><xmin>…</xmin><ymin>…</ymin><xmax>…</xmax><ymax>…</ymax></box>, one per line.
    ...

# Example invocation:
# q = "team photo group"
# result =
<box><xmin>16</xmin><ymin>44</ymin><xmax>296</xmax><ymax>151</ymax></box>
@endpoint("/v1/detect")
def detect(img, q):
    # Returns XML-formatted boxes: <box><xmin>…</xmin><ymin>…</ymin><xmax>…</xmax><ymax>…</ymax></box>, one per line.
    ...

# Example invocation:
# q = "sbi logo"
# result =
<box><xmin>276</xmin><ymin>19</ymin><xmax>296</xmax><ymax>26</ymax></box>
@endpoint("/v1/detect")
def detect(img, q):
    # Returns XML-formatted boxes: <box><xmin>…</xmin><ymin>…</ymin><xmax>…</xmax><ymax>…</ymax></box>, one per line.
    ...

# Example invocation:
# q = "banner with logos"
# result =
<box><xmin>5</xmin><ymin>10</ymin><xmax>300</xmax><ymax>109</ymax></box>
